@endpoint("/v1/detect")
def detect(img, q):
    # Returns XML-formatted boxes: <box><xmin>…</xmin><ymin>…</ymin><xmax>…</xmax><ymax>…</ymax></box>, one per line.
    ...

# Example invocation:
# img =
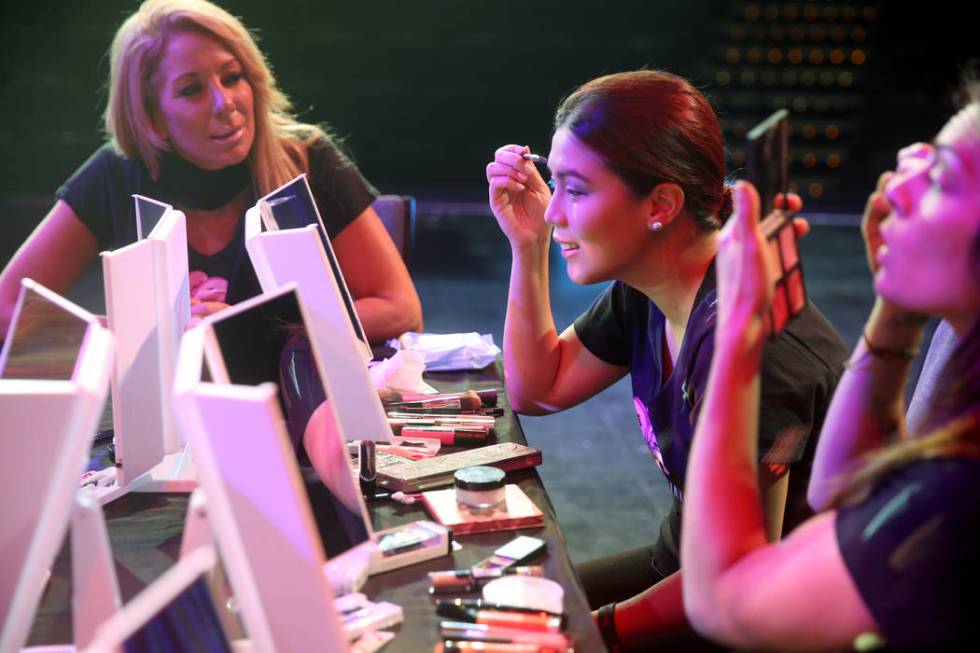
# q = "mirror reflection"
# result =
<box><xmin>1</xmin><ymin>286</ymin><xmax>88</xmax><ymax>381</ymax></box>
<box><xmin>210</xmin><ymin>289</ymin><xmax>371</xmax><ymax>557</ymax></box>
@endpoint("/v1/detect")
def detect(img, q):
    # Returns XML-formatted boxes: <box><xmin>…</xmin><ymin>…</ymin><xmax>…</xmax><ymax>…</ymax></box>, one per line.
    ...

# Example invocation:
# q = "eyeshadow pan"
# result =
<box><xmin>788</xmin><ymin>268</ymin><xmax>806</xmax><ymax>314</ymax></box>
<box><xmin>768</xmin><ymin>239</ymin><xmax>782</xmax><ymax>283</ymax></box>
<box><xmin>779</xmin><ymin>222</ymin><xmax>799</xmax><ymax>268</ymax></box>
<box><xmin>771</xmin><ymin>285</ymin><xmax>789</xmax><ymax>334</ymax></box>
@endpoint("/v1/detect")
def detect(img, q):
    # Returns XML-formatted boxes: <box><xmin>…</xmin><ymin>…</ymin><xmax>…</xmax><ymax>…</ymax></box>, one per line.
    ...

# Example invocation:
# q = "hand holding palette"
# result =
<box><xmin>759</xmin><ymin>208</ymin><xmax>807</xmax><ymax>336</ymax></box>
<box><xmin>745</xmin><ymin>109</ymin><xmax>808</xmax><ymax>336</ymax></box>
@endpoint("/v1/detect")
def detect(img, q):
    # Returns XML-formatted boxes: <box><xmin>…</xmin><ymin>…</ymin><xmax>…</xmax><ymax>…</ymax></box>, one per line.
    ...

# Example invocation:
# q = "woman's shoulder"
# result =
<box><xmin>763</xmin><ymin>302</ymin><xmax>849</xmax><ymax>380</ymax></box>
<box><xmin>844</xmin><ymin>456</ymin><xmax>980</xmax><ymax>527</ymax></box>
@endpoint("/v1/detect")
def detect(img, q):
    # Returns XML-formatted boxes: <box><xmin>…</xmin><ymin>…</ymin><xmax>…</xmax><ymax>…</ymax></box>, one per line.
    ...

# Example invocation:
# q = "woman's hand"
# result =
<box><xmin>486</xmin><ymin>144</ymin><xmax>553</xmax><ymax>249</ymax></box>
<box><xmin>861</xmin><ymin>171</ymin><xmax>894</xmax><ymax>276</ymax></box>
<box><xmin>715</xmin><ymin>182</ymin><xmax>775</xmax><ymax>351</ymax></box>
<box><xmin>187</xmin><ymin>272</ymin><xmax>230</xmax><ymax>328</ymax></box>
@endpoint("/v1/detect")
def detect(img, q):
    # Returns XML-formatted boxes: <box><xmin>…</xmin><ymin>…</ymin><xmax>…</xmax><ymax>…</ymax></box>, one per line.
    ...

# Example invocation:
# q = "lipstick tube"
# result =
<box><xmin>428</xmin><ymin>566</ymin><xmax>544</xmax><ymax>595</ymax></box>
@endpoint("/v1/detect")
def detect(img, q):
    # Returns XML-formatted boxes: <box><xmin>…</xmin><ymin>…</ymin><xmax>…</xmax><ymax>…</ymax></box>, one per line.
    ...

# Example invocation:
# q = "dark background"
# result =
<box><xmin>0</xmin><ymin>0</ymin><xmax>975</xmax><ymax>265</ymax></box>
<box><xmin>2</xmin><ymin>0</ymin><xmax>970</xmax><ymax>575</ymax></box>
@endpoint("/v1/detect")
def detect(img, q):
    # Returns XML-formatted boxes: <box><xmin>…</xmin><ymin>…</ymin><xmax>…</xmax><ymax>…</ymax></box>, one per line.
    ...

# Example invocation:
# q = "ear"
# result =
<box><xmin>646</xmin><ymin>182</ymin><xmax>685</xmax><ymax>230</ymax></box>
<box><xmin>148</xmin><ymin>107</ymin><xmax>169</xmax><ymax>144</ymax></box>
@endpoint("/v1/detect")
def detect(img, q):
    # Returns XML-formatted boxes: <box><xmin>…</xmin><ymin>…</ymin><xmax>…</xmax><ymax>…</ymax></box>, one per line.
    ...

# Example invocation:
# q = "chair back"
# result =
<box><xmin>372</xmin><ymin>195</ymin><xmax>416</xmax><ymax>269</ymax></box>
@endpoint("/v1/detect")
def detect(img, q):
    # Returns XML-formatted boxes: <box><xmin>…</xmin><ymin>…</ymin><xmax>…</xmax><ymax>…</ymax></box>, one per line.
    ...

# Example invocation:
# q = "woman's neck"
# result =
<box><xmin>631</xmin><ymin>223</ymin><xmax>718</xmax><ymax>331</ymax></box>
<box><xmin>183</xmin><ymin>188</ymin><xmax>251</xmax><ymax>256</ymax></box>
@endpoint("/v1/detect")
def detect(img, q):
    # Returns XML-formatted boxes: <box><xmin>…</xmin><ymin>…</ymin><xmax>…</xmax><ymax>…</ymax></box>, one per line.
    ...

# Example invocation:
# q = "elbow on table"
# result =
<box><xmin>368</xmin><ymin>293</ymin><xmax>423</xmax><ymax>343</ymax></box>
<box><xmin>806</xmin><ymin>480</ymin><xmax>833</xmax><ymax>514</ymax></box>
<box><xmin>504</xmin><ymin>388</ymin><xmax>558</xmax><ymax>416</ymax></box>
<box><xmin>396</xmin><ymin>295</ymin><xmax>424</xmax><ymax>335</ymax></box>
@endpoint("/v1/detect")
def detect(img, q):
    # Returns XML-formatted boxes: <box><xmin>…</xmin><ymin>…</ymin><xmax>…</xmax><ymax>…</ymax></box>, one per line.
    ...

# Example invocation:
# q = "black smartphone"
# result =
<box><xmin>745</xmin><ymin>109</ymin><xmax>807</xmax><ymax>335</ymax></box>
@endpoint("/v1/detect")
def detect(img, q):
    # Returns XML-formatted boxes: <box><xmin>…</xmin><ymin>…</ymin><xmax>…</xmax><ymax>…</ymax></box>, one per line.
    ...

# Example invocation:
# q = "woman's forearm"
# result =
<box><xmin>807</xmin><ymin>299</ymin><xmax>927</xmax><ymax>510</ymax></box>
<box><xmin>682</xmin><ymin>330</ymin><xmax>769</xmax><ymax>637</ymax></box>
<box><xmin>501</xmin><ymin>241</ymin><xmax>563</xmax><ymax>414</ymax></box>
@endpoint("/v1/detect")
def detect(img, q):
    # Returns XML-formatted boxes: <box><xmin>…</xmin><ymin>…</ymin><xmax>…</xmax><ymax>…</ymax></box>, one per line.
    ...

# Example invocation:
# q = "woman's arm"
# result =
<box><xmin>681</xmin><ymin>183</ymin><xmax>878</xmax><ymax>651</ymax></box>
<box><xmin>0</xmin><ymin>200</ymin><xmax>98</xmax><ymax>333</ymax></box>
<box><xmin>330</xmin><ymin>205</ymin><xmax>423</xmax><ymax>343</ymax></box>
<box><xmin>487</xmin><ymin>145</ymin><xmax>626</xmax><ymax>415</ymax></box>
<box><xmin>807</xmin><ymin>173</ymin><xmax>928</xmax><ymax>510</ymax></box>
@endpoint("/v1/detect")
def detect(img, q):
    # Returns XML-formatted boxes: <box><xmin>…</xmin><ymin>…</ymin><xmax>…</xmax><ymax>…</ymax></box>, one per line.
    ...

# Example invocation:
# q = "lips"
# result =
<box><xmin>211</xmin><ymin>125</ymin><xmax>244</xmax><ymax>143</ymax></box>
<box><xmin>553</xmin><ymin>236</ymin><xmax>579</xmax><ymax>250</ymax></box>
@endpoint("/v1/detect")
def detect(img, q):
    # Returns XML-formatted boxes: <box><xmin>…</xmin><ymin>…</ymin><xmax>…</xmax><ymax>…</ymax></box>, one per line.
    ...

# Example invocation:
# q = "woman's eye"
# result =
<box><xmin>223</xmin><ymin>71</ymin><xmax>244</xmax><ymax>85</ymax></box>
<box><xmin>176</xmin><ymin>83</ymin><xmax>201</xmax><ymax>98</ymax></box>
<box><xmin>928</xmin><ymin>165</ymin><xmax>953</xmax><ymax>189</ymax></box>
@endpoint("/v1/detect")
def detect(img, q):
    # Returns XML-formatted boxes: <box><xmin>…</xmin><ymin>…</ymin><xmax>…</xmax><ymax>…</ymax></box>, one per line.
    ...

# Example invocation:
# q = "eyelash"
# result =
<box><xmin>928</xmin><ymin>165</ymin><xmax>952</xmax><ymax>188</ymax></box>
<box><xmin>176</xmin><ymin>71</ymin><xmax>244</xmax><ymax>98</ymax></box>
<box><xmin>549</xmin><ymin>178</ymin><xmax>586</xmax><ymax>198</ymax></box>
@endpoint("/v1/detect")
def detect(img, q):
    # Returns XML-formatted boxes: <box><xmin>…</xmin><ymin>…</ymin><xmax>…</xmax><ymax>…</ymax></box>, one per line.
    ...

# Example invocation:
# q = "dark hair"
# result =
<box><xmin>554</xmin><ymin>70</ymin><xmax>731</xmax><ymax>231</ymax></box>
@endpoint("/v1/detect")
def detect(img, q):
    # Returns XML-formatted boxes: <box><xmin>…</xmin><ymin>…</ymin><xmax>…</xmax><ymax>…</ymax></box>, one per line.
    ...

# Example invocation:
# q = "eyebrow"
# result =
<box><xmin>170</xmin><ymin>58</ymin><xmax>241</xmax><ymax>84</ymax></box>
<box><xmin>550</xmin><ymin>170</ymin><xmax>591</xmax><ymax>184</ymax></box>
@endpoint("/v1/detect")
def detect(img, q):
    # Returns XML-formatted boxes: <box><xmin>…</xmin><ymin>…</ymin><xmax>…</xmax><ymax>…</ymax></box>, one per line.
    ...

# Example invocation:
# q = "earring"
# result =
<box><xmin>649</xmin><ymin>221</ymin><xmax>664</xmax><ymax>232</ymax></box>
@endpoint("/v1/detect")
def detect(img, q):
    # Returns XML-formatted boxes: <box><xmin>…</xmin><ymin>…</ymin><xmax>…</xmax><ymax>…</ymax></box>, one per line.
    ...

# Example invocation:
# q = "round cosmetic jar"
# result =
<box><xmin>454</xmin><ymin>465</ymin><xmax>506</xmax><ymax>509</ymax></box>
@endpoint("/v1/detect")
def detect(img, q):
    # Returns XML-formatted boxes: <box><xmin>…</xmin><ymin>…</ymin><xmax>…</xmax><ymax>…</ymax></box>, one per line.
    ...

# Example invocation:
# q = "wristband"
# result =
<box><xmin>596</xmin><ymin>602</ymin><xmax>622</xmax><ymax>653</ymax></box>
<box><xmin>862</xmin><ymin>331</ymin><xmax>919</xmax><ymax>361</ymax></box>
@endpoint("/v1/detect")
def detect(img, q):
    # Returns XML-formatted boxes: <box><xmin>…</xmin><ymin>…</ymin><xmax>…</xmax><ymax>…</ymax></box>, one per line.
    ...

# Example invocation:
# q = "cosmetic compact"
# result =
<box><xmin>454</xmin><ymin>466</ymin><xmax>506</xmax><ymax>509</ymax></box>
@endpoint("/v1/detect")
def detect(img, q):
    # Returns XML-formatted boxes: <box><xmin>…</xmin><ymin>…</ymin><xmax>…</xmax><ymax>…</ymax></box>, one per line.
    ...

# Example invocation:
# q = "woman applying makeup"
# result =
<box><xmin>0</xmin><ymin>0</ymin><xmax>421</xmax><ymax>341</ymax></box>
<box><xmin>486</xmin><ymin>70</ymin><xmax>848</xmax><ymax>649</ymax></box>
<box><xmin>682</xmin><ymin>97</ymin><xmax>980</xmax><ymax>651</ymax></box>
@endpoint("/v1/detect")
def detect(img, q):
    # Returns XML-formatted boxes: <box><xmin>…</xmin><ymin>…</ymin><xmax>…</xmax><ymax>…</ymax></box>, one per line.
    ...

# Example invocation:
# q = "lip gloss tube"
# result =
<box><xmin>402</xmin><ymin>427</ymin><xmax>490</xmax><ymax>446</ymax></box>
<box><xmin>436</xmin><ymin>599</ymin><xmax>566</xmax><ymax>625</ymax></box>
<box><xmin>439</xmin><ymin>622</ymin><xmax>570</xmax><ymax>651</ymax></box>
<box><xmin>397</xmin><ymin>389</ymin><xmax>499</xmax><ymax>407</ymax></box>
<box><xmin>435</xmin><ymin>605</ymin><xmax>562</xmax><ymax>633</ymax></box>
<box><xmin>436</xmin><ymin>641</ymin><xmax>549</xmax><ymax>653</ymax></box>
<box><xmin>387</xmin><ymin>413</ymin><xmax>496</xmax><ymax>426</ymax></box>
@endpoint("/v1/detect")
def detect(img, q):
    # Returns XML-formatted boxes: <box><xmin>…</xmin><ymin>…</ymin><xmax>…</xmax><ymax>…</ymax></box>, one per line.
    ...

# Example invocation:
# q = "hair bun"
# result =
<box><xmin>718</xmin><ymin>185</ymin><xmax>734</xmax><ymax>224</ymax></box>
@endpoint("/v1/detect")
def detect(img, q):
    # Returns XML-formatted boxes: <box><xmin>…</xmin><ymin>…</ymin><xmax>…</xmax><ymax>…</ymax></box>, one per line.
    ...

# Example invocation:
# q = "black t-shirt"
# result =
<box><xmin>574</xmin><ymin>262</ymin><xmax>848</xmax><ymax>537</ymax></box>
<box><xmin>55</xmin><ymin>138</ymin><xmax>378</xmax><ymax>304</ymax></box>
<box><xmin>836</xmin><ymin>457</ymin><xmax>980</xmax><ymax>651</ymax></box>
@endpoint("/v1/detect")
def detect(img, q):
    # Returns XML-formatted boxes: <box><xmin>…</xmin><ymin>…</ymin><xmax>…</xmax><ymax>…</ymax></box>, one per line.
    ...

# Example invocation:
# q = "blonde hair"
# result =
<box><xmin>105</xmin><ymin>0</ymin><xmax>322</xmax><ymax>194</ymax></box>
<box><xmin>835</xmin><ymin>97</ymin><xmax>980</xmax><ymax>505</ymax></box>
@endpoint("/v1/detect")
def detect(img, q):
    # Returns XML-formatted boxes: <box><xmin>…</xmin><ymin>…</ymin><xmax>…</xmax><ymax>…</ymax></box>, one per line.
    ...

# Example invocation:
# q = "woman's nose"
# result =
<box><xmin>544</xmin><ymin>197</ymin><xmax>563</xmax><ymax>226</ymax></box>
<box><xmin>211</xmin><ymin>82</ymin><xmax>235</xmax><ymax>115</ymax></box>
<box><xmin>883</xmin><ymin>168</ymin><xmax>923</xmax><ymax>218</ymax></box>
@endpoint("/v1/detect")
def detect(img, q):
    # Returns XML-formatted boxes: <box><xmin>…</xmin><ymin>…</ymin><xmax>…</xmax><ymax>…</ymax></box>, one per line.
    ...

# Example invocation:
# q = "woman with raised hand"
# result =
<box><xmin>0</xmin><ymin>0</ymin><xmax>421</xmax><ymax>341</ymax></box>
<box><xmin>486</xmin><ymin>69</ymin><xmax>848</xmax><ymax>649</ymax></box>
<box><xmin>682</xmin><ymin>97</ymin><xmax>980</xmax><ymax>650</ymax></box>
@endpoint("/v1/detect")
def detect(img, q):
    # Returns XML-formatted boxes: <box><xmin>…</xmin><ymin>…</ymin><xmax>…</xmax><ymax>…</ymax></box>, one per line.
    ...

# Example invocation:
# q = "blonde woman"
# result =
<box><xmin>0</xmin><ymin>0</ymin><xmax>421</xmax><ymax>341</ymax></box>
<box><xmin>682</xmin><ymin>97</ymin><xmax>980</xmax><ymax>650</ymax></box>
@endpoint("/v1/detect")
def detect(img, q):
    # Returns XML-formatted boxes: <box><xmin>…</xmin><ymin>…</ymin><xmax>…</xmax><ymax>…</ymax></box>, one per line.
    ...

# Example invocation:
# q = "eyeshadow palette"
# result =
<box><xmin>760</xmin><ymin>209</ymin><xmax>807</xmax><ymax>336</ymax></box>
<box><xmin>746</xmin><ymin>108</ymin><xmax>808</xmax><ymax>335</ymax></box>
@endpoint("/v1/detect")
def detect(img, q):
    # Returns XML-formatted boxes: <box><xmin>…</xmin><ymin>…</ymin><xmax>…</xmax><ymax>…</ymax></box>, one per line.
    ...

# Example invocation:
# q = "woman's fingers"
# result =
<box><xmin>486</xmin><ymin>161</ymin><xmax>528</xmax><ymax>184</ymax></box>
<box><xmin>792</xmin><ymin>217</ymin><xmax>810</xmax><ymax>239</ymax></box>
<box><xmin>734</xmin><ymin>181</ymin><xmax>762</xmax><ymax>234</ymax></box>
<box><xmin>774</xmin><ymin>192</ymin><xmax>804</xmax><ymax>213</ymax></box>
<box><xmin>190</xmin><ymin>301</ymin><xmax>229</xmax><ymax>317</ymax></box>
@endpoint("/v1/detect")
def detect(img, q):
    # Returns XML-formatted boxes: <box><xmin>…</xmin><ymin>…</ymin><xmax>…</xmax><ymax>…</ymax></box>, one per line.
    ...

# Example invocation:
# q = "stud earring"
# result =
<box><xmin>649</xmin><ymin>221</ymin><xmax>664</xmax><ymax>232</ymax></box>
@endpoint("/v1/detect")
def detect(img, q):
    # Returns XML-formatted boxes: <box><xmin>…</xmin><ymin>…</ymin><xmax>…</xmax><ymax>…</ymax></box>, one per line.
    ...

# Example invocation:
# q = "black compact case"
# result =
<box><xmin>745</xmin><ymin>109</ymin><xmax>808</xmax><ymax>336</ymax></box>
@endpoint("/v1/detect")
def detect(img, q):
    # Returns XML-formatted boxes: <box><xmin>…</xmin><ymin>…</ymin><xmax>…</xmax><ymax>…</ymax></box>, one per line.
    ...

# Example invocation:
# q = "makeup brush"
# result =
<box><xmin>384</xmin><ymin>390</ymin><xmax>483</xmax><ymax>412</ymax></box>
